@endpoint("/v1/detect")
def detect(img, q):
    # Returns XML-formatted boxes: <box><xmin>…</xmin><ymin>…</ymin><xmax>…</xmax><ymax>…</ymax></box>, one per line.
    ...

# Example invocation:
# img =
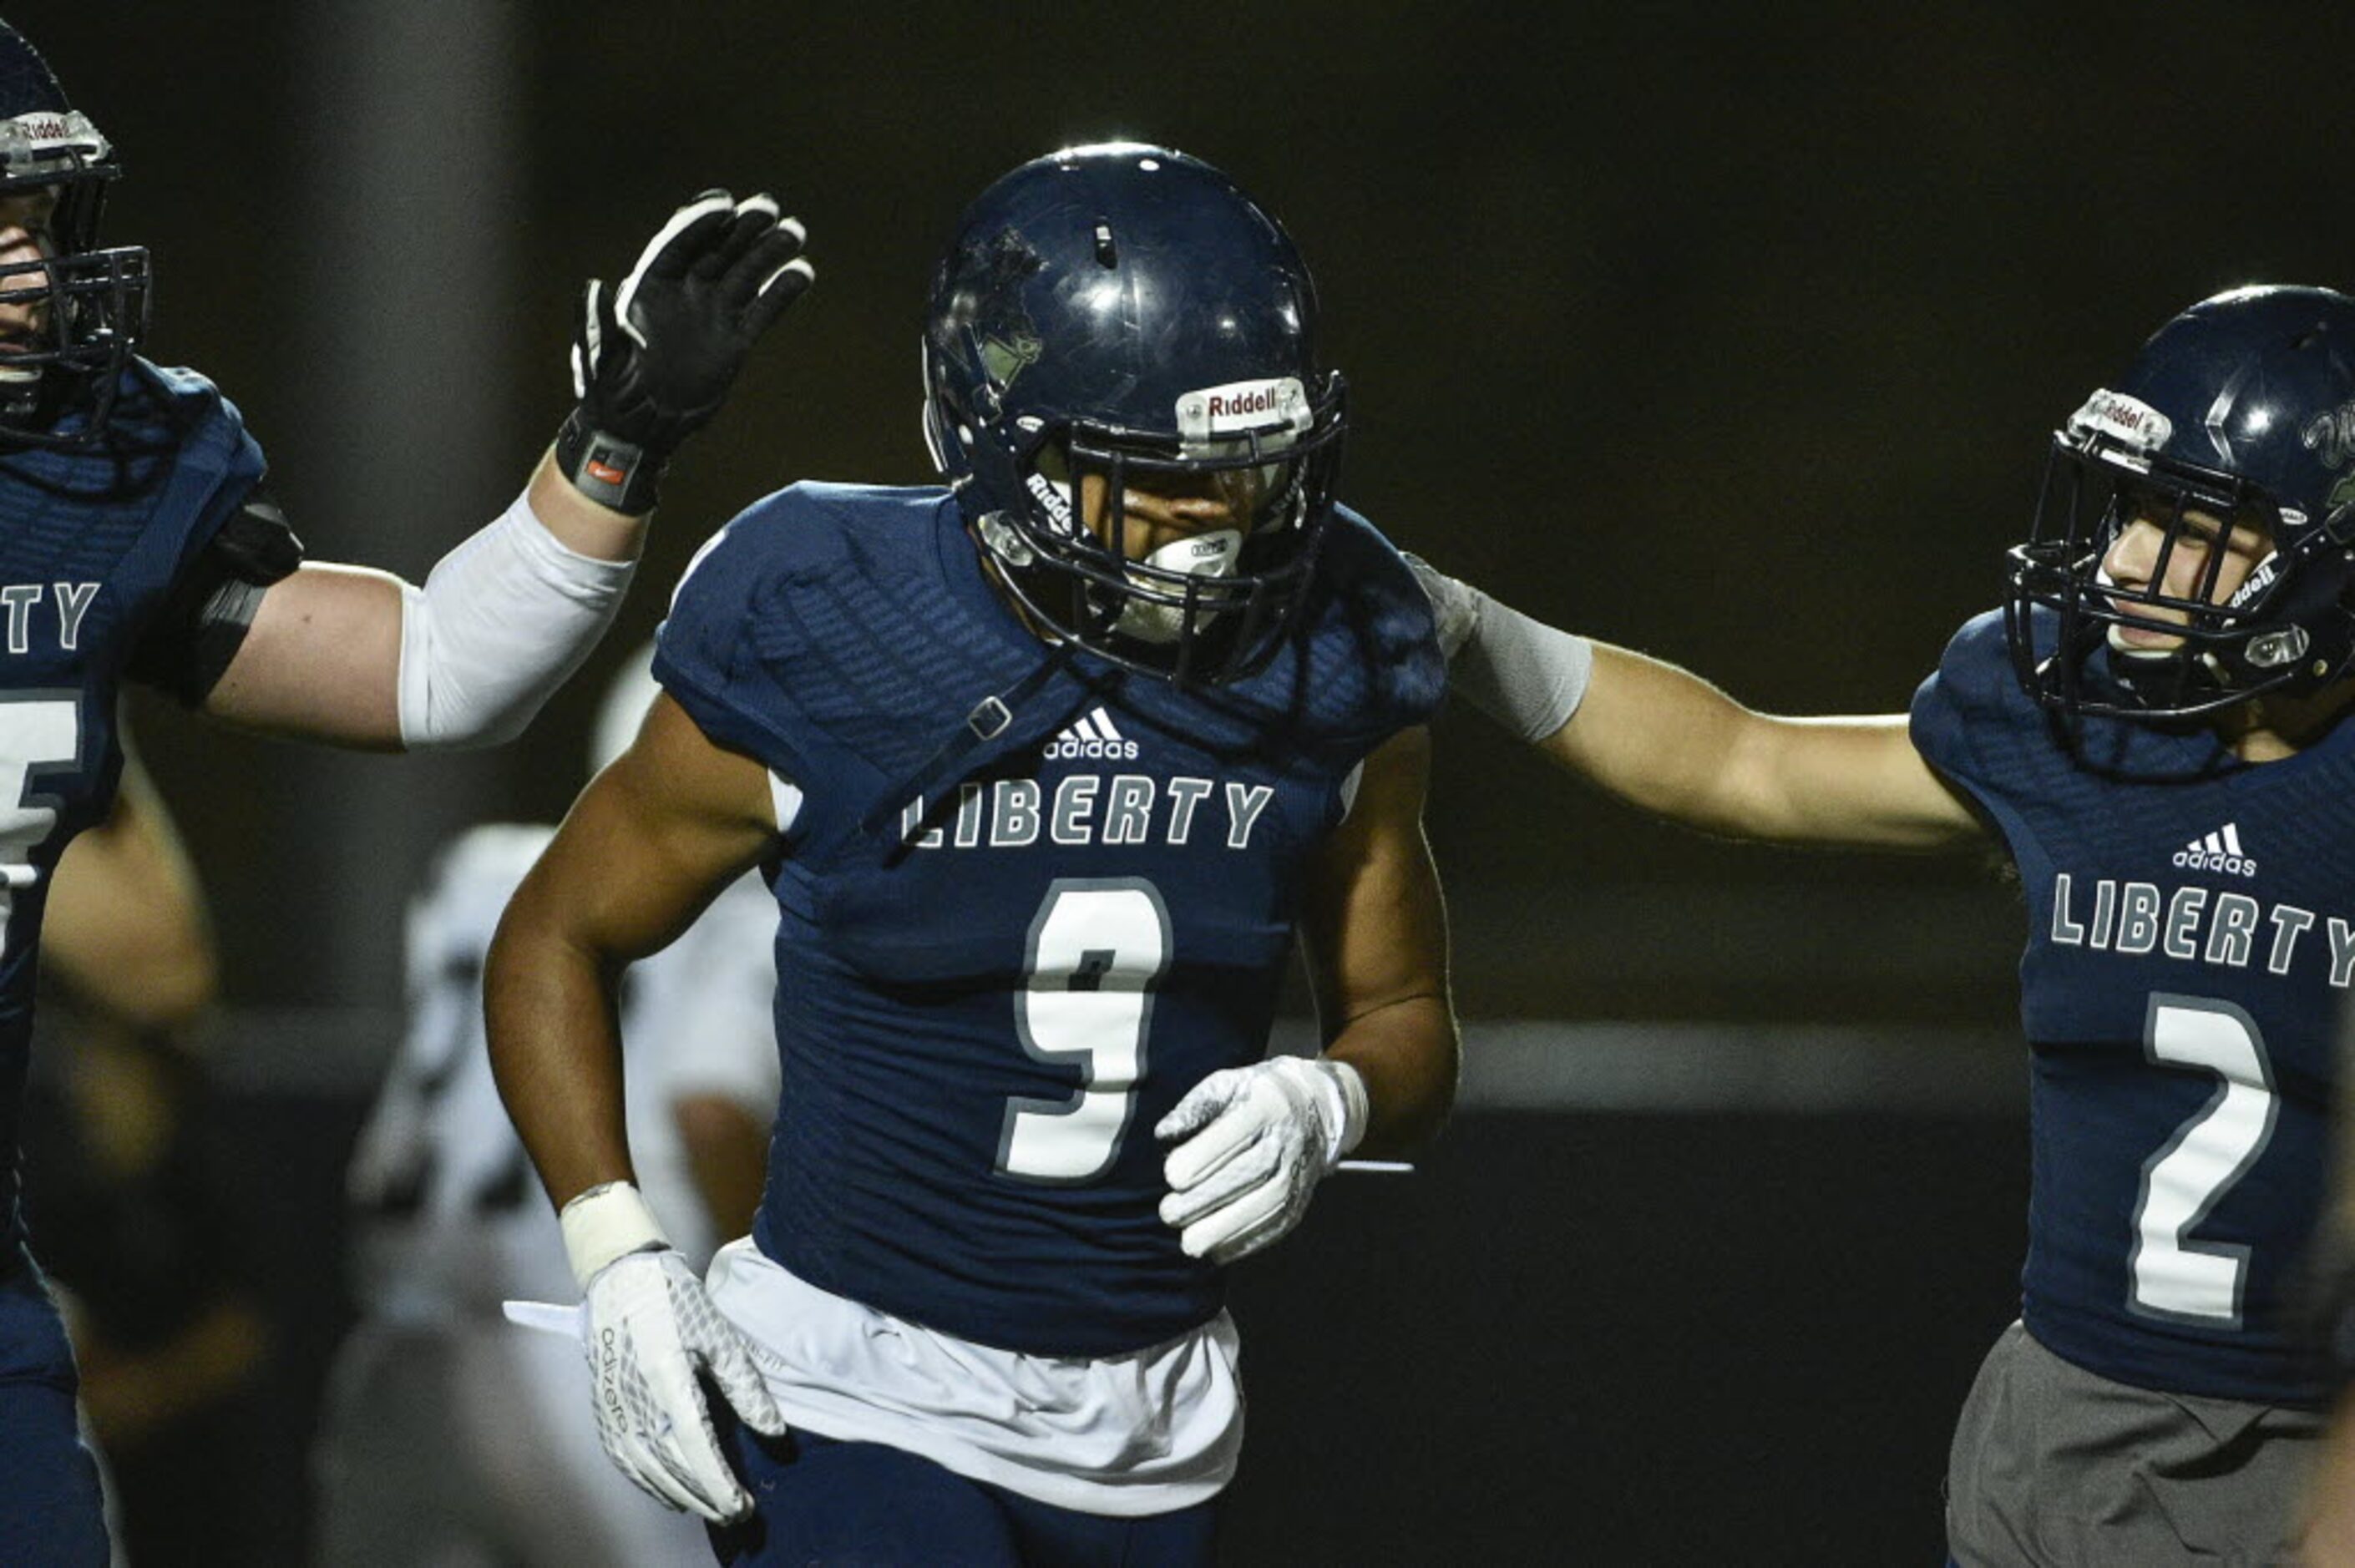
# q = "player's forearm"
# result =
<box><xmin>1422</xmin><ymin>563</ymin><xmax>1839</xmax><ymax>838</ymax></box>
<box><xmin>1552</xmin><ymin>645</ymin><xmax>1962</xmax><ymax>848</ymax></box>
<box><xmin>484</xmin><ymin>901</ymin><xmax>636</xmax><ymax>1210</ymax></box>
<box><xmin>1324</xmin><ymin>994</ymin><xmax>1458</xmax><ymax>1158</ymax></box>
<box><xmin>523</xmin><ymin>449</ymin><xmax>651</xmax><ymax>564</ymax></box>
<box><xmin>392</xmin><ymin>463</ymin><xmax>641</xmax><ymax>751</ymax></box>
<box><xmin>1544</xmin><ymin>643</ymin><xmax>1790</xmax><ymax>832</ymax></box>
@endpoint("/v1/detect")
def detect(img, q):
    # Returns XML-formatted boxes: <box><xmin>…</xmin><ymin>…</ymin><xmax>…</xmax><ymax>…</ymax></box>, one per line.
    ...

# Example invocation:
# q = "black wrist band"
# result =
<box><xmin>555</xmin><ymin>407</ymin><xmax>667</xmax><ymax>514</ymax></box>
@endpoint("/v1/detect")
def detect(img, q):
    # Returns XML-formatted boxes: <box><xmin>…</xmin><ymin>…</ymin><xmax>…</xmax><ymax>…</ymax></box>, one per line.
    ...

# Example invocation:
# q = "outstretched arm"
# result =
<box><xmin>1414</xmin><ymin>559</ymin><xmax>1985</xmax><ymax>851</ymax></box>
<box><xmin>1552</xmin><ymin>643</ymin><xmax>1983</xmax><ymax>848</ymax></box>
<box><xmin>194</xmin><ymin>191</ymin><xmax>813</xmax><ymax>751</ymax></box>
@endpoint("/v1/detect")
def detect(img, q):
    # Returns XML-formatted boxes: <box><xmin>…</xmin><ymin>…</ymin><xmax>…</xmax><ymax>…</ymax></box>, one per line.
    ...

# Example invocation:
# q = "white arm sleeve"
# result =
<box><xmin>395</xmin><ymin>490</ymin><xmax>636</xmax><ymax>751</ymax></box>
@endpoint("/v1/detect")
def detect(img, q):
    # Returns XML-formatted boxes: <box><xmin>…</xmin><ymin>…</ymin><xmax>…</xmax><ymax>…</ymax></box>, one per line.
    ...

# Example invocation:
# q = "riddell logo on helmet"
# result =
<box><xmin>2072</xmin><ymin>388</ymin><xmax>2172</xmax><ymax>453</ymax></box>
<box><xmin>1178</xmin><ymin>377</ymin><xmax>1309</xmax><ymax>441</ymax></box>
<box><xmin>1206</xmin><ymin>387</ymin><xmax>1282</xmax><ymax>422</ymax></box>
<box><xmin>1025</xmin><ymin>471</ymin><xmax>1075</xmax><ymax>529</ymax></box>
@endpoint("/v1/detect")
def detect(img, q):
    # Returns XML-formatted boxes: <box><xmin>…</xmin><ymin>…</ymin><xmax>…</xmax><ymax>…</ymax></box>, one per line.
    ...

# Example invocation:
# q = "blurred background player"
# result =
<box><xmin>0</xmin><ymin>16</ymin><xmax>810</xmax><ymax>1561</ymax></box>
<box><xmin>487</xmin><ymin>143</ymin><xmax>1456</xmax><ymax>1565</ymax></box>
<box><xmin>21</xmin><ymin>751</ymin><xmax>273</xmax><ymax>1566</ymax></box>
<box><xmin>314</xmin><ymin>643</ymin><xmax>779</xmax><ymax>1567</ymax></box>
<box><xmin>1414</xmin><ymin>284</ymin><xmax>2355</xmax><ymax>1564</ymax></box>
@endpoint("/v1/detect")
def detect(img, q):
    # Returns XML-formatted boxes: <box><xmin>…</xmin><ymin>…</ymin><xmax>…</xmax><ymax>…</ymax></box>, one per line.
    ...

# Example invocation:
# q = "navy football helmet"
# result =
<box><xmin>2006</xmin><ymin>285</ymin><xmax>2355</xmax><ymax>720</ymax></box>
<box><xmin>0</xmin><ymin>20</ymin><xmax>149</xmax><ymax>446</ymax></box>
<box><xmin>921</xmin><ymin>143</ymin><xmax>1345</xmax><ymax>685</ymax></box>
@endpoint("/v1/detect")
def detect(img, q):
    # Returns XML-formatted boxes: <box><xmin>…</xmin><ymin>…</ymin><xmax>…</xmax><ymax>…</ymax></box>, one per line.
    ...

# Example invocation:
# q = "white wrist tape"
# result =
<box><xmin>1454</xmin><ymin>583</ymin><xmax>1594</xmax><ymax>744</ymax></box>
<box><xmin>1314</xmin><ymin>1058</ymin><xmax>1370</xmax><ymax>1164</ymax></box>
<box><xmin>560</xmin><ymin>1181</ymin><xmax>671</xmax><ymax>1291</ymax></box>
<box><xmin>396</xmin><ymin>489</ymin><xmax>636</xmax><ymax>751</ymax></box>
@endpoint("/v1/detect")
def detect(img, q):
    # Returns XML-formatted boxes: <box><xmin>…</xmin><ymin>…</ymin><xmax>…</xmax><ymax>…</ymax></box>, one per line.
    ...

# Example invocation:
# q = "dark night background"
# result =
<box><xmin>22</xmin><ymin>3</ymin><xmax>2355</xmax><ymax>1562</ymax></box>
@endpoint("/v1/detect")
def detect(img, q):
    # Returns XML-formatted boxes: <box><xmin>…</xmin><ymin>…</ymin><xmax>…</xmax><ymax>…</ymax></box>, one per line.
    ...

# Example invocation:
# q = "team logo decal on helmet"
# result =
<box><xmin>2306</xmin><ymin>399</ymin><xmax>2355</xmax><ymax>473</ymax></box>
<box><xmin>949</xmin><ymin>230</ymin><xmax>1046</xmax><ymax>396</ymax></box>
<box><xmin>0</xmin><ymin>20</ymin><xmax>150</xmax><ymax>448</ymax></box>
<box><xmin>2006</xmin><ymin>285</ymin><xmax>2355</xmax><ymax>721</ymax></box>
<box><xmin>921</xmin><ymin>142</ymin><xmax>1347</xmax><ymax>686</ymax></box>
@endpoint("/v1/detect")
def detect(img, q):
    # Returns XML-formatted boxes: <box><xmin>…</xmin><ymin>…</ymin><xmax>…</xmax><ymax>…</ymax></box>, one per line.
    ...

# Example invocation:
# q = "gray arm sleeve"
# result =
<box><xmin>1405</xmin><ymin>555</ymin><xmax>1593</xmax><ymax>743</ymax></box>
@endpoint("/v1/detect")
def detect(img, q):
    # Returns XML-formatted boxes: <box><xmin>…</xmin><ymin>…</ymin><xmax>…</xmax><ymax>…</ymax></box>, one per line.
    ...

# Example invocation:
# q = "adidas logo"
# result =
<box><xmin>2171</xmin><ymin>822</ymin><xmax>2256</xmax><ymax>878</ymax></box>
<box><xmin>1044</xmin><ymin>706</ymin><xmax>1140</xmax><ymax>762</ymax></box>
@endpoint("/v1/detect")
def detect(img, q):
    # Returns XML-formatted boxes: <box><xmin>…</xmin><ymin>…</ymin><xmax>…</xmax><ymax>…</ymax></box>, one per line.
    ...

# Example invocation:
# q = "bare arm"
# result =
<box><xmin>197</xmin><ymin>457</ymin><xmax>639</xmax><ymax>749</ymax></box>
<box><xmin>485</xmin><ymin>691</ymin><xmax>776</xmax><ymax>1211</ymax></box>
<box><xmin>1298</xmin><ymin>726</ymin><xmax>1457</xmax><ymax>1157</ymax></box>
<box><xmin>1413</xmin><ymin>559</ymin><xmax>1983</xmax><ymax>851</ymax></box>
<box><xmin>43</xmin><ymin>753</ymin><xmax>216</xmax><ymax>1029</ymax></box>
<box><xmin>1538</xmin><ymin>642</ymin><xmax>1986</xmax><ymax>851</ymax></box>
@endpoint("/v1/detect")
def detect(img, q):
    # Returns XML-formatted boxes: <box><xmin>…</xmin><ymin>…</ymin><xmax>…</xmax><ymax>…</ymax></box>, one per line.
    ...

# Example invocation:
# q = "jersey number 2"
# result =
<box><xmin>996</xmin><ymin>880</ymin><xmax>1172</xmax><ymax>1185</ymax></box>
<box><xmin>2130</xmin><ymin>994</ymin><xmax>2277</xmax><ymax>1325</ymax></box>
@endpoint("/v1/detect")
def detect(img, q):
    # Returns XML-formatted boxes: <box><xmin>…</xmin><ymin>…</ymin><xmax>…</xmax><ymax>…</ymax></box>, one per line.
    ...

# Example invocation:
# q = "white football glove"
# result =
<box><xmin>563</xmin><ymin>1183</ymin><xmax>786</xmax><ymax>1522</ymax></box>
<box><xmin>1156</xmin><ymin>1056</ymin><xmax>1369</xmax><ymax>1266</ymax></box>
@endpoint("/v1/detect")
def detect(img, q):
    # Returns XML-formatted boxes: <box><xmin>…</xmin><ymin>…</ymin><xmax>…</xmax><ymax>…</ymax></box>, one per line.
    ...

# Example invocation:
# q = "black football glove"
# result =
<box><xmin>555</xmin><ymin>189</ymin><xmax>813</xmax><ymax>513</ymax></box>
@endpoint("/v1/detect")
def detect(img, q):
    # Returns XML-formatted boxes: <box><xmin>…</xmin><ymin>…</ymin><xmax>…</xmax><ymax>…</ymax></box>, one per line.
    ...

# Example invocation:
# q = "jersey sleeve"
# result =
<box><xmin>651</xmin><ymin>485</ymin><xmax>849</xmax><ymax>789</ymax></box>
<box><xmin>123</xmin><ymin>487</ymin><xmax>305</xmax><ymax>704</ymax></box>
<box><xmin>1907</xmin><ymin>609</ymin><xmax>2012</xmax><ymax>798</ymax></box>
<box><xmin>118</xmin><ymin>368</ymin><xmax>295</xmax><ymax>703</ymax></box>
<box><xmin>1299</xmin><ymin>506</ymin><xmax>1447</xmax><ymax>746</ymax></box>
<box><xmin>1907</xmin><ymin>607</ymin><xmax>2058</xmax><ymax>865</ymax></box>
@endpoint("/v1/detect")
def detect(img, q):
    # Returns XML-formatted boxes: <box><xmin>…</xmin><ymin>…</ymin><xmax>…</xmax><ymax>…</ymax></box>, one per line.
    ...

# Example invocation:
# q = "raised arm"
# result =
<box><xmin>1412</xmin><ymin>558</ymin><xmax>1985</xmax><ymax>852</ymax></box>
<box><xmin>193</xmin><ymin>192</ymin><xmax>812</xmax><ymax>751</ymax></box>
<box><xmin>1157</xmin><ymin>725</ymin><xmax>1457</xmax><ymax>1263</ymax></box>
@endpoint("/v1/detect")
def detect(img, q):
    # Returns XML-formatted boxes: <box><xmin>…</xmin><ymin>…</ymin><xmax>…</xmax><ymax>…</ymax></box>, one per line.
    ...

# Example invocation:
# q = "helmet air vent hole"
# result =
<box><xmin>1093</xmin><ymin>221</ymin><xmax>1117</xmax><ymax>268</ymax></box>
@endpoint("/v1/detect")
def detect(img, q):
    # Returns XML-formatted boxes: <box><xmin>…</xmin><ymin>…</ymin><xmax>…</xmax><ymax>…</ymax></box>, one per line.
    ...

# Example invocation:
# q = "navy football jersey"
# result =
<box><xmin>1913</xmin><ymin>609</ymin><xmax>2354</xmax><ymax>1407</ymax></box>
<box><xmin>0</xmin><ymin>361</ymin><xmax>265</xmax><ymax>1250</ymax></box>
<box><xmin>655</xmin><ymin>483</ymin><xmax>1440</xmax><ymax>1358</ymax></box>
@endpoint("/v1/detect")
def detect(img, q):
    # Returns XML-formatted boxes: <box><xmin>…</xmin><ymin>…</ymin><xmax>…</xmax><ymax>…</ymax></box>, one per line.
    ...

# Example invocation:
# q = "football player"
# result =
<box><xmin>485</xmin><ymin>143</ymin><xmax>1457</xmax><ymax>1564</ymax></box>
<box><xmin>0</xmin><ymin>20</ymin><xmax>809</xmax><ymax>1561</ymax></box>
<box><xmin>1414</xmin><ymin>284</ymin><xmax>2355</xmax><ymax>1564</ymax></box>
<box><xmin>315</xmin><ymin>645</ymin><xmax>779</xmax><ymax>1567</ymax></box>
